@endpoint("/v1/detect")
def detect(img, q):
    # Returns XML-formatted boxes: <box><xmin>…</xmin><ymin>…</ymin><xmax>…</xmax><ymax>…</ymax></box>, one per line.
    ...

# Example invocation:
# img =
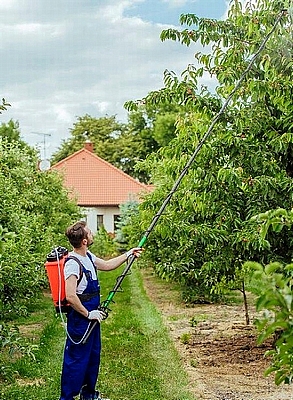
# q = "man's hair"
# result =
<box><xmin>65</xmin><ymin>221</ymin><xmax>88</xmax><ymax>248</ymax></box>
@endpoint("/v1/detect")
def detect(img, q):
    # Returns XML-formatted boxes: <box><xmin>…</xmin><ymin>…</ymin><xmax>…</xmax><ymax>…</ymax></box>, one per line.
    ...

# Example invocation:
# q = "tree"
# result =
<box><xmin>245</xmin><ymin>258</ymin><xmax>293</xmax><ymax>385</ymax></box>
<box><xmin>0</xmin><ymin>98</ymin><xmax>11</xmax><ymax>114</ymax></box>
<box><xmin>125</xmin><ymin>0</ymin><xmax>293</xmax><ymax>303</ymax></box>
<box><xmin>51</xmin><ymin>114</ymin><xmax>125</xmax><ymax>165</ymax></box>
<box><xmin>0</xmin><ymin>120</ymin><xmax>33</xmax><ymax>150</ymax></box>
<box><xmin>114</xmin><ymin>199</ymin><xmax>139</xmax><ymax>246</ymax></box>
<box><xmin>241</xmin><ymin>208</ymin><xmax>293</xmax><ymax>384</ymax></box>
<box><xmin>0</xmin><ymin>137</ymin><xmax>81</xmax><ymax>320</ymax></box>
<box><xmin>115</xmin><ymin>105</ymin><xmax>179</xmax><ymax>182</ymax></box>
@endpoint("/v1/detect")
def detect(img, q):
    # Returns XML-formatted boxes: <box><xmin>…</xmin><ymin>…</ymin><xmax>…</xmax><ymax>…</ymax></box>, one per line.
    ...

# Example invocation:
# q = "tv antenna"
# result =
<box><xmin>31</xmin><ymin>132</ymin><xmax>52</xmax><ymax>171</ymax></box>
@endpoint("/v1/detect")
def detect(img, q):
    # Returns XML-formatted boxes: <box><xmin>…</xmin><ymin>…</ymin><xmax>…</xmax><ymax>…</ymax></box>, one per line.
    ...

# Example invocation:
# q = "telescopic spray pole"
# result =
<box><xmin>82</xmin><ymin>10</ymin><xmax>285</xmax><ymax>344</ymax></box>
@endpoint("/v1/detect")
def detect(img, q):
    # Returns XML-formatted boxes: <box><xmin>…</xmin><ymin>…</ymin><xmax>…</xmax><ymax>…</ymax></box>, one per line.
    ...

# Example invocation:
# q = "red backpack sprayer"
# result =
<box><xmin>45</xmin><ymin>246</ymin><xmax>100</xmax><ymax>344</ymax></box>
<box><xmin>45</xmin><ymin>9</ymin><xmax>285</xmax><ymax>345</ymax></box>
<box><xmin>45</xmin><ymin>247</ymin><xmax>69</xmax><ymax>313</ymax></box>
<box><xmin>45</xmin><ymin>246</ymin><xmax>85</xmax><ymax>313</ymax></box>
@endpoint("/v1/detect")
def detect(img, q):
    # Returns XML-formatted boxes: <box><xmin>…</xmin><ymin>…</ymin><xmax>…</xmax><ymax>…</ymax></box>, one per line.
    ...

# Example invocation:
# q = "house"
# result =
<box><xmin>51</xmin><ymin>141</ymin><xmax>152</xmax><ymax>234</ymax></box>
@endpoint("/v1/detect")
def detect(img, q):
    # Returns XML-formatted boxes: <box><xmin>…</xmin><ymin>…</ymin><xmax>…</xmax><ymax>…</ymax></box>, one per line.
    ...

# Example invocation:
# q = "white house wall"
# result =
<box><xmin>81</xmin><ymin>206</ymin><xmax>120</xmax><ymax>234</ymax></box>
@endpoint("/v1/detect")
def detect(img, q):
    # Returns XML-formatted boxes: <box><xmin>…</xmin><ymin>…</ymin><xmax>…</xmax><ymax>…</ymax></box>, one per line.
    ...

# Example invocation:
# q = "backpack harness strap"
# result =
<box><xmin>64</xmin><ymin>254</ymin><xmax>100</xmax><ymax>302</ymax></box>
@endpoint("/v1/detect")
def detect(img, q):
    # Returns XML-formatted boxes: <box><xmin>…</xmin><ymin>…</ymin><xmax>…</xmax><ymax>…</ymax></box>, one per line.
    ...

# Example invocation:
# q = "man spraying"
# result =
<box><xmin>59</xmin><ymin>221</ymin><xmax>142</xmax><ymax>400</ymax></box>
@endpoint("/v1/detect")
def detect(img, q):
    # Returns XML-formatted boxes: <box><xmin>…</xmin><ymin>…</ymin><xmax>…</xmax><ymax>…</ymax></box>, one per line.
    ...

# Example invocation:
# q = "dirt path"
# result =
<box><xmin>141</xmin><ymin>269</ymin><xmax>293</xmax><ymax>400</ymax></box>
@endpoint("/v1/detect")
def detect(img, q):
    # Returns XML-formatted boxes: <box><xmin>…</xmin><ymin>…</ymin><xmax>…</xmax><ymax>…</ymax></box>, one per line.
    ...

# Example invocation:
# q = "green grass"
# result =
<box><xmin>100</xmin><ymin>267</ymin><xmax>195</xmax><ymax>400</ymax></box>
<box><xmin>0</xmin><ymin>299</ymin><xmax>65</xmax><ymax>400</ymax></box>
<box><xmin>0</xmin><ymin>267</ymin><xmax>196</xmax><ymax>400</ymax></box>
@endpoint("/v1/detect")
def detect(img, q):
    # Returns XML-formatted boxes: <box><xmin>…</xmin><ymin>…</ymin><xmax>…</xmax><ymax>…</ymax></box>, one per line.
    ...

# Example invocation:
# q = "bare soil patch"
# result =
<box><xmin>16</xmin><ymin>378</ymin><xmax>45</xmax><ymax>387</ymax></box>
<box><xmin>141</xmin><ymin>268</ymin><xmax>293</xmax><ymax>400</ymax></box>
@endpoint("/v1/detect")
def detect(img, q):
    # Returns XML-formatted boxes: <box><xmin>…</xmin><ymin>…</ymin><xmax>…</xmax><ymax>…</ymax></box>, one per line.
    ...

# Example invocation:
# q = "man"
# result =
<box><xmin>60</xmin><ymin>221</ymin><xmax>143</xmax><ymax>400</ymax></box>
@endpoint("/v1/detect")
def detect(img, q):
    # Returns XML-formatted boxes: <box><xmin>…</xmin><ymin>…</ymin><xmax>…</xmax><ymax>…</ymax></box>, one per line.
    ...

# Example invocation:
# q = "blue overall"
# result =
<box><xmin>60</xmin><ymin>257</ymin><xmax>101</xmax><ymax>400</ymax></box>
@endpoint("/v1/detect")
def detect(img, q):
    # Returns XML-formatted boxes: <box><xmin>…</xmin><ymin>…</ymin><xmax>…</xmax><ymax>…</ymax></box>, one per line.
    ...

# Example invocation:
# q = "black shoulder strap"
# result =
<box><xmin>86</xmin><ymin>251</ymin><xmax>97</xmax><ymax>271</ymax></box>
<box><xmin>65</xmin><ymin>256</ymin><xmax>84</xmax><ymax>285</ymax></box>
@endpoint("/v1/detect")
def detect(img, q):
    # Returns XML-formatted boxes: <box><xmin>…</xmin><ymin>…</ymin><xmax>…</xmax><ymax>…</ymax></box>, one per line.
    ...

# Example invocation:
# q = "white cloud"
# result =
<box><xmin>52</xmin><ymin>105</ymin><xmax>73</xmax><ymax>124</ymax></box>
<box><xmin>1</xmin><ymin>0</ymin><xmax>225</xmax><ymax>157</ymax></box>
<box><xmin>0</xmin><ymin>0</ymin><xmax>17</xmax><ymax>10</ymax></box>
<box><xmin>94</xmin><ymin>101</ymin><xmax>111</xmax><ymax>114</ymax></box>
<box><xmin>8</xmin><ymin>22</ymin><xmax>65</xmax><ymax>36</ymax></box>
<box><xmin>162</xmin><ymin>0</ymin><xmax>196</xmax><ymax>7</ymax></box>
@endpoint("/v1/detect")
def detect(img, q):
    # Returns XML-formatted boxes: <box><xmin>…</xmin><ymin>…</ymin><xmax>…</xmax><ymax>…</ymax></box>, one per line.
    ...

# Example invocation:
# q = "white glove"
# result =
<box><xmin>125</xmin><ymin>247</ymin><xmax>143</xmax><ymax>259</ymax></box>
<box><xmin>87</xmin><ymin>310</ymin><xmax>105</xmax><ymax>323</ymax></box>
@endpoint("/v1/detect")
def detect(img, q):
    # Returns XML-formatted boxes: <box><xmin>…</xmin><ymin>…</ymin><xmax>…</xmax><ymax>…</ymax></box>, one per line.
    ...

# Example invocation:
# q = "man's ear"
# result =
<box><xmin>82</xmin><ymin>238</ymin><xmax>87</xmax><ymax>246</ymax></box>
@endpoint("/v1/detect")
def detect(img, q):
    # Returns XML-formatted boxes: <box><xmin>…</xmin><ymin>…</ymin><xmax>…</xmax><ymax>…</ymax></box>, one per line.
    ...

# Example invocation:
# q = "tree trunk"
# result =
<box><xmin>242</xmin><ymin>280</ymin><xmax>250</xmax><ymax>325</ymax></box>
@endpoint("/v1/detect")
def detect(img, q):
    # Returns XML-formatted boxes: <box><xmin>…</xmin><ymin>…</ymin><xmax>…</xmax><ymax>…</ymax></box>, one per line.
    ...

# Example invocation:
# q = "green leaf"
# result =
<box><xmin>264</xmin><ymin>262</ymin><xmax>282</xmax><ymax>275</ymax></box>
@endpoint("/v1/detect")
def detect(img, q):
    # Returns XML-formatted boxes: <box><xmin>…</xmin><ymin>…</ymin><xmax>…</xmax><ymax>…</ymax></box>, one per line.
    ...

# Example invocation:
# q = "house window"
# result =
<box><xmin>97</xmin><ymin>215</ymin><xmax>104</xmax><ymax>230</ymax></box>
<box><xmin>114</xmin><ymin>214</ymin><xmax>121</xmax><ymax>231</ymax></box>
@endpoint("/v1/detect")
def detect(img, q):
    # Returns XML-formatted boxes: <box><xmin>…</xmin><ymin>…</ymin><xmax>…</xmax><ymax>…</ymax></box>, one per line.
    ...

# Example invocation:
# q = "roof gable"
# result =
<box><xmin>51</xmin><ymin>148</ymin><xmax>151</xmax><ymax>206</ymax></box>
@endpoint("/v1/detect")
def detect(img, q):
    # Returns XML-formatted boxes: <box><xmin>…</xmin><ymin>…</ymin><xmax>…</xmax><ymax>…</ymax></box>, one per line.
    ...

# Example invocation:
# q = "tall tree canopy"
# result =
<box><xmin>124</xmin><ymin>0</ymin><xmax>293</xmax><ymax>301</ymax></box>
<box><xmin>115</xmin><ymin>103</ymin><xmax>180</xmax><ymax>182</ymax></box>
<box><xmin>124</xmin><ymin>2</ymin><xmax>293</xmax><ymax>381</ymax></box>
<box><xmin>0</xmin><ymin>120</ymin><xmax>32</xmax><ymax>150</ymax></box>
<box><xmin>0</xmin><ymin>137</ymin><xmax>80</xmax><ymax>320</ymax></box>
<box><xmin>50</xmin><ymin>114</ymin><xmax>125</xmax><ymax>166</ymax></box>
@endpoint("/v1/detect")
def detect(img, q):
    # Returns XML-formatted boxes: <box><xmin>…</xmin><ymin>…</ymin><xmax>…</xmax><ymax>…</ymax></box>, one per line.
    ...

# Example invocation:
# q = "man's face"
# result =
<box><xmin>85</xmin><ymin>227</ymin><xmax>94</xmax><ymax>247</ymax></box>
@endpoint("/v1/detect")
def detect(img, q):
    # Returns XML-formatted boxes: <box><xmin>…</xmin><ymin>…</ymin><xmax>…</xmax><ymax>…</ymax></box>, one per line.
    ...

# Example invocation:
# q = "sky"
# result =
<box><xmin>0</xmin><ymin>0</ymin><xmax>229</xmax><ymax>159</ymax></box>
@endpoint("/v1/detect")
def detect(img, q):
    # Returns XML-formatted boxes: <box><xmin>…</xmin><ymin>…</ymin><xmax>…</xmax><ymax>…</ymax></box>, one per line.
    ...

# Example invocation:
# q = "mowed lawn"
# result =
<box><xmin>0</xmin><ymin>266</ymin><xmax>196</xmax><ymax>400</ymax></box>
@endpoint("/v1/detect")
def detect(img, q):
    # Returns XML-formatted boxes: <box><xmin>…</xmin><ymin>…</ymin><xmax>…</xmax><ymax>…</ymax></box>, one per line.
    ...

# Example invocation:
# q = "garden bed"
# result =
<box><xmin>141</xmin><ymin>269</ymin><xmax>293</xmax><ymax>400</ymax></box>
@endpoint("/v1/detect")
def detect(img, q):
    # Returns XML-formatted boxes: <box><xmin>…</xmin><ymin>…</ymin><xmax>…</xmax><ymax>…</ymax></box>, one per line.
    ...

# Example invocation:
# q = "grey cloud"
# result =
<box><xmin>1</xmin><ymin>0</ymin><xmax>217</xmax><ymax>157</ymax></box>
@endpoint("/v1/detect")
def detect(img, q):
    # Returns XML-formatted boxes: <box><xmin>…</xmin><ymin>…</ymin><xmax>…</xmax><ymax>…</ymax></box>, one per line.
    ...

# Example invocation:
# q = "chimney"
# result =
<box><xmin>84</xmin><ymin>140</ymin><xmax>94</xmax><ymax>153</ymax></box>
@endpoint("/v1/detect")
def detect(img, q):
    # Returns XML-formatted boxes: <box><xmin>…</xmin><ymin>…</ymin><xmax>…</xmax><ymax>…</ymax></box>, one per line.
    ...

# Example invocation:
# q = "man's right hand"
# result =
<box><xmin>88</xmin><ymin>310</ymin><xmax>106</xmax><ymax>323</ymax></box>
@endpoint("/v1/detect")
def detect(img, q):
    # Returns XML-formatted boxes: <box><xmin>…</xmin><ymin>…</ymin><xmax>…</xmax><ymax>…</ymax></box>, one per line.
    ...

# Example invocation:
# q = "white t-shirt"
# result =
<box><xmin>64</xmin><ymin>251</ymin><xmax>98</xmax><ymax>294</ymax></box>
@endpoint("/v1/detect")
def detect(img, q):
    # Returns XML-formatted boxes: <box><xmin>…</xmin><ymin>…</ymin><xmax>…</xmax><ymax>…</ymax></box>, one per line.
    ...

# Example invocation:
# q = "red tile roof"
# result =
<box><xmin>51</xmin><ymin>146</ymin><xmax>152</xmax><ymax>206</ymax></box>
